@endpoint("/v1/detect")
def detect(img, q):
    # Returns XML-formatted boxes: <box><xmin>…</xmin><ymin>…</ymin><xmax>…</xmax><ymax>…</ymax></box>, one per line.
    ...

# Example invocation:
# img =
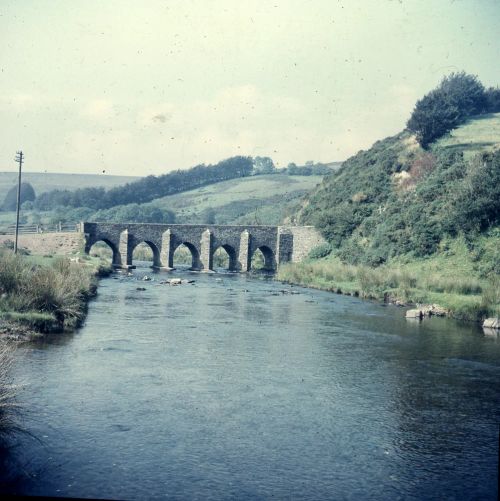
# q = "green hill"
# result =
<box><xmin>433</xmin><ymin>112</ymin><xmax>500</xmax><ymax>159</ymax></box>
<box><xmin>279</xmin><ymin>112</ymin><xmax>500</xmax><ymax>321</ymax></box>
<box><xmin>1</xmin><ymin>173</ymin><xmax>325</xmax><ymax>228</ymax></box>
<box><xmin>88</xmin><ymin>174</ymin><xmax>324</xmax><ymax>226</ymax></box>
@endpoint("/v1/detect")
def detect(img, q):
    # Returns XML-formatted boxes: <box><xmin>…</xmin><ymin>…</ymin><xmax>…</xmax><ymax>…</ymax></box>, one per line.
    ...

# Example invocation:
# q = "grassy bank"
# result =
<box><xmin>278</xmin><ymin>238</ymin><xmax>499</xmax><ymax>322</ymax></box>
<box><xmin>0</xmin><ymin>250</ymin><xmax>112</xmax><ymax>340</ymax></box>
<box><xmin>0</xmin><ymin>251</ymin><xmax>112</xmax><ymax>448</ymax></box>
<box><xmin>0</xmin><ymin>343</ymin><xmax>17</xmax><ymax>444</ymax></box>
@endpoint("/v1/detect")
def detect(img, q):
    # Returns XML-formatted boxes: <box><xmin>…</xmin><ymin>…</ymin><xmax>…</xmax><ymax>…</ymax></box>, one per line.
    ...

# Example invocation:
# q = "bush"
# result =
<box><xmin>308</xmin><ymin>243</ymin><xmax>332</xmax><ymax>259</ymax></box>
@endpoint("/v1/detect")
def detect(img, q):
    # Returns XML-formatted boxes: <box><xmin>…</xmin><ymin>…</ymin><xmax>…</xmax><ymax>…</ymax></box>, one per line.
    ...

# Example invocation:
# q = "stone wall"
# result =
<box><xmin>0</xmin><ymin>232</ymin><xmax>84</xmax><ymax>256</ymax></box>
<box><xmin>285</xmin><ymin>226</ymin><xmax>326</xmax><ymax>262</ymax></box>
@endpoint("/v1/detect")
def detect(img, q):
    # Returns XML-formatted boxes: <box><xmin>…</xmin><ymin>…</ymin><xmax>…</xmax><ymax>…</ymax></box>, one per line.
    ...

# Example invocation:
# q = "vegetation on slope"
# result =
<box><xmin>5</xmin><ymin>174</ymin><xmax>323</xmax><ymax>228</ymax></box>
<box><xmin>407</xmin><ymin>72</ymin><xmax>500</xmax><ymax>147</ymax></box>
<box><xmin>31</xmin><ymin>155</ymin><xmax>336</xmax><ymax>215</ymax></box>
<box><xmin>278</xmin><ymin>234</ymin><xmax>500</xmax><ymax>321</ymax></box>
<box><xmin>291</xmin><ymin>74</ymin><xmax>499</xmax><ymax>321</ymax></box>
<box><xmin>34</xmin><ymin>156</ymin><xmax>255</xmax><ymax>211</ymax></box>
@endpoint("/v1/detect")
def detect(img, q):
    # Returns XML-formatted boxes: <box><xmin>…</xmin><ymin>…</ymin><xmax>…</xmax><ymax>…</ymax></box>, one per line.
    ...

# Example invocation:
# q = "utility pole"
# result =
<box><xmin>14</xmin><ymin>150</ymin><xmax>24</xmax><ymax>254</ymax></box>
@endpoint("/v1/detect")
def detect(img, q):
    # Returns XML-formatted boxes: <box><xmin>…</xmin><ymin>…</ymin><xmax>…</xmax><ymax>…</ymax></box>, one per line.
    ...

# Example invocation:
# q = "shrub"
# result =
<box><xmin>308</xmin><ymin>243</ymin><xmax>332</xmax><ymax>259</ymax></box>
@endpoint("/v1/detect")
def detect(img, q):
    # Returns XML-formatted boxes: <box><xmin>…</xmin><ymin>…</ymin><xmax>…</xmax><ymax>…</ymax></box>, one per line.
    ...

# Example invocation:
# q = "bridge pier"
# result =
<box><xmin>117</xmin><ymin>229</ymin><xmax>135</xmax><ymax>269</ymax></box>
<box><xmin>158</xmin><ymin>229</ymin><xmax>174</xmax><ymax>270</ymax></box>
<box><xmin>200</xmin><ymin>229</ymin><xmax>214</xmax><ymax>272</ymax></box>
<box><xmin>238</xmin><ymin>230</ymin><xmax>251</xmax><ymax>272</ymax></box>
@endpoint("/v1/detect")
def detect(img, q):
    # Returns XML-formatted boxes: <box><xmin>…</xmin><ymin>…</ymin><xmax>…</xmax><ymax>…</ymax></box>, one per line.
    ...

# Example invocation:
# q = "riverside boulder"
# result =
<box><xmin>483</xmin><ymin>317</ymin><xmax>500</xmax><ymax>329</ymax></box>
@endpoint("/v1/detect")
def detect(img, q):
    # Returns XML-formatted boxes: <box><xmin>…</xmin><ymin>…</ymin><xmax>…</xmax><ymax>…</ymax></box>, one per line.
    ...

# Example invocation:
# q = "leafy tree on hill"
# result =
<box><xmin>407</xmin><ymin>72</ymin><xmax>487</xmax><ymax>147</ymax></box>
<box><xmin>2</xmin><ymin>182</ymin><xmax>36</xmax><ymax>211</ymax></box>
<box><xmin>253</xmin><ymin>156</ymin><xmax>276</xmax><ymax>175</ymax></box>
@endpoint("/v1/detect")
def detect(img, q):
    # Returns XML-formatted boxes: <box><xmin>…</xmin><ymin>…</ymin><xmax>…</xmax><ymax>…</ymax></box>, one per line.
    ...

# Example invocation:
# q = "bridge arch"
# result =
<box><xmin>251</xmin><ymin>245</ymin><xmax>276</xmax><ymax>271</ymax></box>
<box><xmin>173</xmin><ymin>242</ymin><xmax>202</xmax><ymax>270</ymax></box>
<box><xmin>86</xmin><ymin>238</ymin><xmax>121</xmax><ymax>267</ymax></box>
<box><xmin>212</xmin><ymin>244</ymin><xmax>238</xmax><ymax>271</ymax></box>
<box><xmin>131</xmin><ymin>240</ymin><xmax>161</xmax><ymax>268</ymax></box>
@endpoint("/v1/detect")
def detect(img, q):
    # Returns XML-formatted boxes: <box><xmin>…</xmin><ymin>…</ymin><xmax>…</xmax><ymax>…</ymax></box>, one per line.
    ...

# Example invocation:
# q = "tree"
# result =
<box><xmin>485</xmin><ymin>86</ymin><xmax>500</xmax><ymax>113</ymax></box>
<box><xmin>2</xmin><ymin>182</ymin><xmax>36</xmax><ymax>211</ymax></box>
<box><xmin>253</xmin><ymin>156</ymin><xmax>276</xmax><ymax>175</ymax></box>
<box><xmin>407</xmin><ymin>72</ymin><xmax>487</xmax><ymax>147</ymax></box>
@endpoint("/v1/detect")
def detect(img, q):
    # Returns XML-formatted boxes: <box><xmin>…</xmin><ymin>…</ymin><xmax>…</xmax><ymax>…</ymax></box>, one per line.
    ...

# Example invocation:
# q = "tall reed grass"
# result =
<box><xmin>0</xmin><ymin>251</ymin><xmax>98</xmax><ymax>331</ymax></box>
<box><xmin>0</xmin><ymin>343</ymin><xmax>18</xmax><ymax>441</ymax></box>
<box><xmin>277</xmin><ymin>257</ymin><xmax>499</xmax><ymax>321</ymax></box>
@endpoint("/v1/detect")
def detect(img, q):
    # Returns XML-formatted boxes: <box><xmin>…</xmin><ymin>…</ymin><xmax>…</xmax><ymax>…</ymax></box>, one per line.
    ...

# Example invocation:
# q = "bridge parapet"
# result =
<box><xmin>81</xmin><ymin>222</ymin><xmax>324</xmax><ymax>272</ymax></box>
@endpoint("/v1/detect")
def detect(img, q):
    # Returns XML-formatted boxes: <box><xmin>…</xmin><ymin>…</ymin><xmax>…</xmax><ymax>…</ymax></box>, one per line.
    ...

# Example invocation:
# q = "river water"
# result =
<box><xmin>1</xmin><ymin>265</ymin><xmax>499</xmax><ymax>500</ymax></box>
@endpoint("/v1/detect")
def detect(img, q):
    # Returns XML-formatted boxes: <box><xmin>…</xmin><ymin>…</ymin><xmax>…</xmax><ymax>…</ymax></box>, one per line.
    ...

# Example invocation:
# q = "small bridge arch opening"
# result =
<box><xmin>173</xmin><ymin>242</ymin><xmax>201</xmax><ymax>270</ymax></box>
<box><xmin>251</xmin><ymin>245</ymin><xmax>276</xmax><ymax>271</ymax></box>
<box><xmin>132</xmin><ymin>241</ymin><xmax>161</xmax><ymax>268</ymax></box>
<box><xmin>213</xmin><ymin>244</ymin><xmax>238</xmax><ymax>272</ymax></box>
<box><xmin>87</xmin><ymin>239</ymin><xmax>119</xmax><ymax>266</ymax></box>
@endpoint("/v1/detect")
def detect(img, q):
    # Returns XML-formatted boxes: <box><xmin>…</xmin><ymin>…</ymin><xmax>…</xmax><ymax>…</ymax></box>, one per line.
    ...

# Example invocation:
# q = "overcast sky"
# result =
<box><xmin>1</xmin><ymin>0</ymin><xmax>499</xmax><ymax>176</ymax></box>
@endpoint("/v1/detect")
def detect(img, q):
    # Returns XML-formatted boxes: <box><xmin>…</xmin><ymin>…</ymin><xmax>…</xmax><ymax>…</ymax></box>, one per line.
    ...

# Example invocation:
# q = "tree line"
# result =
<box><xmin>33</xmin><ymin>156</ymin><xmax>254</xmax><ymax>211</ymax></box>
<box><xmin>27</xmin><ymin>155</ymin><xmax>334</xmax><ymax>213</ymax></box>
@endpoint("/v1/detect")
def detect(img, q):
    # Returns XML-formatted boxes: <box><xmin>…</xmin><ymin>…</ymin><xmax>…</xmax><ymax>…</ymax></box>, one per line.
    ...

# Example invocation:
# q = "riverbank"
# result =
<box><xmin>0</xmin><ymin>251</ymin><xmax>113</xmax><ymax>343</ymax></box>
<box><xmin>0</xmin><ymin>251</ymin><xmax>112</xmax><ymax>452</ymax></box>
<box><xmin>277</xmin><ymin>250</ymin><xmax>500</xmax><ymax>323</ymax></box>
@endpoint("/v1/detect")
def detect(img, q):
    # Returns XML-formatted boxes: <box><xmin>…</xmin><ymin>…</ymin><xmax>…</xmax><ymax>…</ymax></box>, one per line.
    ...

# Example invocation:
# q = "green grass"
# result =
<box><xmin>0</xmin><ymin>251</ymin><xmax>109</xmax><ymax>335</ymax></box>
<box><xmin>433</xmin><ymin>112</ymin><xmax>500</xmax><ymax>159</ymax></box>
<box><xmin>278</xmin><ymin>234</ymin><xmax>500</xmax><ymax>322</ymax></box>
<box><xmin>150</xmin><ymin>174</ymin><xmax>323</xmax><ymax>224</ymax></box>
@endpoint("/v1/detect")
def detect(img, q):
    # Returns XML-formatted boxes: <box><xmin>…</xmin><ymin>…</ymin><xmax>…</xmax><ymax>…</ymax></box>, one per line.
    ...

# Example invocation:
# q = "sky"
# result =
<box><xmin>0</xmin><ymin>0</ymin><xmax>499</xmax><ymax>176</ymax></box>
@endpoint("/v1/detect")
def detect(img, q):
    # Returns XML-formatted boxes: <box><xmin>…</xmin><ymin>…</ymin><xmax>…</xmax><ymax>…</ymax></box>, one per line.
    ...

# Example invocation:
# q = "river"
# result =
<box><xmin>1</xmin><ymin>264</ymin><xmax>499</xmax><ymax>500</ymax></box>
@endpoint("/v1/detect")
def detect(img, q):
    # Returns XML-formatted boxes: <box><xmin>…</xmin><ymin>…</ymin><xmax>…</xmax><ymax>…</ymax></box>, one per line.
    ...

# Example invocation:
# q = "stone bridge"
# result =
<box><xmin>82</xmin><ymin>222</ymin><xmax>325</xmax><ymax>272</ymax></box>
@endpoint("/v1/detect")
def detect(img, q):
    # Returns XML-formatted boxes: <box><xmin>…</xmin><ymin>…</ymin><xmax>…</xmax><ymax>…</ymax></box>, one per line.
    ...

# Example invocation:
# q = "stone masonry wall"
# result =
<box><xmin>285</xmin><ymin>226</ymin><xmax>326</xmax><ymax>263</ymax></box>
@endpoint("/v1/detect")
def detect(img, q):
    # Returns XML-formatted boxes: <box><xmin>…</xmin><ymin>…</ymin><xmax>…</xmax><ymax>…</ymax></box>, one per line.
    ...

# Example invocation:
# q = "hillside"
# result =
<box><xmin>433</xmin><ymin>112</ymin><xmax>500</xmax><ymax>159</ymax></box>
<box><xmin>88</xmin><ymin>174</ymin><xmax>323</xmax><ymax>225</ymax></box>
<box><xmin>0</xmin><ymin>173</ymin><xmax>324</xmax><ymax>228</ymax></box>
<box><xmin>0</xmin><ymin>172</ymin><xmax>139</xmax><ymax>203</ymax></box>
<box><xmin>281</xmin><ymin>112</ymin><xmax>500</xmax><ymax>321</ymax></box>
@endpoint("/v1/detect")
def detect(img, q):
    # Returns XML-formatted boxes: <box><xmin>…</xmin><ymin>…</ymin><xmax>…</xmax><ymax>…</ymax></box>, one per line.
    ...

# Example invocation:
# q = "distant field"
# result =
<box><xmin>149</xmin><ymin>174</ymin><xmax>324</xmax><ymax>224</ymax></box>
<box><xmin>434</xmin><ymin>112</ymin><xmax>500</xmax><ymax>159</ymax></box>
<box><xmin>0</xmin><ymin>172</ymin><xmax>140</xmax><ymax>201</ymax></box>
